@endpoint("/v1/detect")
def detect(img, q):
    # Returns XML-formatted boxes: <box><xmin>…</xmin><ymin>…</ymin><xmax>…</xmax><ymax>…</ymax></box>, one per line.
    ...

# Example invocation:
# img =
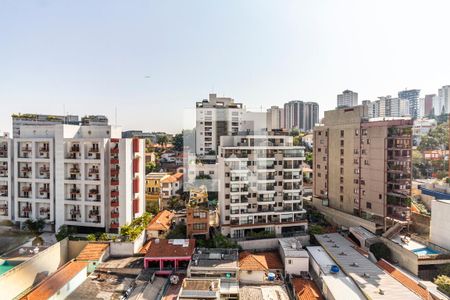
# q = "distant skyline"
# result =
<box><xmin>1</xmin><ymin>0</ymin><xmax>450</xmax><ymax>134</ymax></box>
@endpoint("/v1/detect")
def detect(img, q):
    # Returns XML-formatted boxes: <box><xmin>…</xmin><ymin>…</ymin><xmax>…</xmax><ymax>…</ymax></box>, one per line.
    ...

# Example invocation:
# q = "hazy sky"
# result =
<box><xmin>1</xmin><ymin>0</ymin><xmax>450</xmax><ymax>134</ymax></box>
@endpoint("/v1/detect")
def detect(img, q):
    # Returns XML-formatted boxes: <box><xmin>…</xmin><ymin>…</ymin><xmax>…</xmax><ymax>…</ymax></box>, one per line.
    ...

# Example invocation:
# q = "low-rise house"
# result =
<box><xmin>239</xmin><ymin>285</ymin><xmax>290</xmax><ymax>300</ymax></box>
<box><xmin>186</xmin><ymin>206</ymin><xmax>210</xmax><ymax>239</ymax></box>
<box><xmin>278</xmin><ymin>237</ymin><xmax>309</xmax><ymax>276</ymax></box>
<box><xmin>21</xmin><ymin>260</ymin><xmax>88</xmax><ymax>300</ymax></box>
<box><xmin>76</xmin><ymin>242</ymin><xmax>110</xmax><ymax>273</ymax></box>
<box><xmin>146</xmin><ymin>210</ymin><xmax>174</xmax><ymax>239</ymax></box>
<box><xmin>143</xmin><ymin>239</ymin><xmax>195</xmax><ymax>275</ymax></box>
<box><xmin>160</xmin><ymin>172</ymin><xmax>183</xmax><ymax>209</ymax></box>
<box><xmin>238</xmin><ymin>251</ymin><xmax>283</xmax><ymax>284</ymax></box>
<box><xmin>178</xmin><ymin>278</ymin><xmax>221</xmax><ymax>300</ymax></box>
<box><xmin>188</xmin><ymin>248</ymin><xmax>239</xmax><ymax>282</ymax></box>
<box><xmin>145</xmin><ymin>172</ymin><xmax>170</xmax><ymax>204</ymax></box>
<box><xmin>291</xmin><ymin>278</ymin><xmax>323</xmax><ymax>300</ymax></box>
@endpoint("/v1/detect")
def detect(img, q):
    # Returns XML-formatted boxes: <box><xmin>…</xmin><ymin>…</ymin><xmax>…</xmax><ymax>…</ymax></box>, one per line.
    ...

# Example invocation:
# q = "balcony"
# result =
<box><xmin>133</xmin><ymin>198</ymin><xmax>139</xmax><ymax>214</ymax></box>
<box><xmin>111</xmin><ymin>180</ymin><xmax>119</xmax><ymax>186</ymax></box>
<box><xmin>67</xmin><ymin>144</ymin><xmax>81</xmax><ymax>159</ymax></box>
<box><xmin>0</xmin><ymin>145</ymin><xmax>8</xmax><ymax>158</ymax></box>
<box><xmin>0</xmin><ymin>204</ymin><xmax>8</xmax><ymax>216</ymax></box>
<box><xmin>110</xmin><ymin>222</ymin><xmax>119</xmax><ymax>229</ymax></box>
<box><xmin>110</xmin><ymin>158</ymin><xmax>119</xmax><ymax>164</ymax></box>
<box><xmin>111</xmin><ymin>200</ymin><xmax>119</xmax><ymax>207</ymax></box>
<box><xmin>111</xmin><ymin>169</ymin><xmax>119</xmax><ymax>176</ymax></box>
<box><xmin>111</xmin><ymin>190</ymin><xmax>119</xmax><ymax>197</ymax></box>
<box><xmin>19</xmin><ymin>165</ymin><xmax>32</xmax><ymax>178</ymax></box>
<box><xmin>0</xmin><ymin>185</ymin><xmax>8</xmax><ymax>197</ymax></box>
<box><xmin>87</xmin><ymin>168</ymin><xmax>100</xmax><ymax>180</ymax></box>
<box><xmin>38</xmin><ymin>206</ymin><xmax>50</xmax><ymax>219</ymax></box>
<box><xmin>38</xmin><ymin>166</ymin><xmax>50</xmax><ymax>179</ymax></box>
<box><xmin>110</xmin><ymin>147</ymin><xmax>119</xmax><ymax>154</ymax></box>
<box><xmin>19</xmin><ymin>146</ymin><xmax>32</xmax><ymax>158</ymax></box>
<box><xmin>111</xmin><ymin>211</ymin><xmax>119</xmax><ymax>218</ymax></box>
<box><xmin>37</xmin><ymin>145</ymin><xmax>50</xmax><ymax>159</ymax></box>
<box><xmin>133</xmin><ymin>158</ymin><xmax>139</xmax><ymax>173</ymax></box>
<box><xmin>67</xmin><ymin>206</ymin><xmax>81</xmax><ymax>222</ymax></box>
<box><xmin>283</xmin><ymin>162</ymin><xmax>301</xmax><ymax>169</ymax></box>
<box><xmin>283</xmin><ymin>183</ymin><xmax>301</xmax><ymax>191</ymax></box>
<box><xmin>19</xmin><ymin>204</ymin><xmax>32</xmax><ymax>218</ymax></box>
<box><xmin>132</xmin><ymin>139</ymin><xmax>139</xmax><ymax>153</ymax></box>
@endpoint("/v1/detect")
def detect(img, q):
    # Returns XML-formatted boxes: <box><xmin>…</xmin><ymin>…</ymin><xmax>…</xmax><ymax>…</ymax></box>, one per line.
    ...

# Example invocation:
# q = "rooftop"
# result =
<box><xmin>146</xmin><ymin>172</ymin><xmax>170</xmax><ymax>180</ymax></box>
<box><xmin>239</xmin><ymin>285</ymin><xmax>289</xmax><ymax>300</ymax></box>
<box><xmin>145</xmin><ymin>239</ymin><xmax>195</xmax><ymax>258</ymax></box>
<box><xmin>147</xmin><ymin>210</ymin><xmax>174</xmax><ymax>232</ymax></box>
<box><xmin>161</xmin><ymin>173</ymin><xmax>183</xmax><ymax>183</ymax></box>
<box><xmin>22</xmin><ymin>260</ymin><xmax>88</xmax><ymax>300</ymax></box>
<box><xmin>376</xmin><ymin>259</ymin><xmax>429</xmax><ymax>300</ymax></box>
<box><xmin>190</xmin><ymin>248</ymin><xmax>239</xmax><ymax>269</ymax></box>
<box><xmin>291</xmin><ymin>278</ymin><xmax>323</xmax><ymax>300</ymax></box>
<box><xmin>239</xmin><ymin>251</ymin><xmax>283</xmax><ymax>271</ymax></box>
<box><xmin>316</xmin><ymin>233</ymin><xmax>422</xmax><ymax>300</ymax></box>
<box><xmin>76</xmin><ymin>243</ymin><xmax>109</xmax><ymax>261</ymax></box>
<box><xmin>279</xmin><ymin>237</ymin><xmax>309</xmax><ymax>258</ymax></box>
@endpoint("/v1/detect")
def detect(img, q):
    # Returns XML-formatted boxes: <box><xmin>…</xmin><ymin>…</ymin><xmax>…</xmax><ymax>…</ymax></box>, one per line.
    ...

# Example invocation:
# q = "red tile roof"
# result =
<box><xmin>291</xmin><ymin>278</ymin><xmax>324</xmax><ymax>300</ymax></box>
<box><xmin>147</xmin><ymin>210</ymin><xmax>174</xmax><ymax>232</ymax></box>
<box><xmin>145</xmin><ymin>239</ymin><xmax>195</xmax><ymax>258</ymax></box>
<box><xmin>377</xmin><ymin>259</ymin><xmax>430</xmax><ymax>300</ymax></box>
<box><xmin>76</xmin><ymin>243</ymin><xmax>109</xmax><ymax>261</ymax></box>
<box><xmin>239</xmin><ymin>251</ymin><xmax>283</xmax><ymax>271</ymax></box>
<box><xmin>21</xmin><ymin>260</ymin><xmax>88</xmax><ymax>300</ymax></box>
<box><xmin>161</xmin><ymin>173</ymin><xmax>183</xmax><ymax>183</ymax></box>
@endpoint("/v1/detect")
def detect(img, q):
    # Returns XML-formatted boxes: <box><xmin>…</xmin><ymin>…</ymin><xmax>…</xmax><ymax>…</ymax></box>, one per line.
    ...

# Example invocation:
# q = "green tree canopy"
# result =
<box><xmin>173</xmin><ymin>133</ymin><xmax>184</xmax><ymax>152</ymax></box>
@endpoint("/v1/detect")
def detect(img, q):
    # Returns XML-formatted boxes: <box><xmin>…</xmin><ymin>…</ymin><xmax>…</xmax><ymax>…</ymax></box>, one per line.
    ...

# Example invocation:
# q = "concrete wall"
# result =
<box><xmin>284</xmin><ymin>256</ymin><xmax>309</xmax><ymax>275</ymax></box>
<box><xmin>0</xmin><ymin>238</ymin><xmax>69</xmax><ymax>300</ymax></box>
<box><xmin>239</xmin><ymin>270</ymin><xmax>265</xmax><ymax>283</ymax></box>
<box><xmin>67</xmin><ymin>240</ymin><xmax>89</xmax><ymax>260</ymax></box>
<box><xmin>49</xmin><ymin>264</ymin><xmax>87</xmax><ymax>300</ymax></box>
<box><xmin>379</xmin><ymin>237</ymin><xmax>419</xmax><ymax>275</ymax></box>
<box><xmin>238</xmin><ymin>235</ymin><xmax>310</xmax><ymax>251</ymax></box>
<box><xmin>110</xmin><ymin>230</ymin><xmax>145</xmax><ymax>257</ymax></box>
<box><xmin>312</xmin><ymin>197</ymin><xmax>379</xmax><ymax>233</ymax></box>
<box><xmin>430</xmin><ymin>200</ymin><xmax>450</xmax><ymax>251</ymax></box>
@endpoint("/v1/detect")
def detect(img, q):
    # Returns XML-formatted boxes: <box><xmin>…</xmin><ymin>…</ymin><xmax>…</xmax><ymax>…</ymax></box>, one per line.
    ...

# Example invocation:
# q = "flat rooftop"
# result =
<box><xmin>279</xmin><ymin>237</ymin><xmax>309</xmax><ymax>258</ymax></box>
<box><xmin>179</xmin><ymin>278</ymin><xmax>220</xmax><ymax>299</ymax></box>
<box><xmin>316</xmin><ymin>233</ymin><xmax>422</xmax><ymax>300</ymax></box>
<box><xmin>239</xmin><ymin>285</ymin><xmax>289</xmax><ymax>300</ymax></box>
<box><xmin>190</xmin><ymin>248</ymin><xmax>239</xmax><ymax>269</ymax></box>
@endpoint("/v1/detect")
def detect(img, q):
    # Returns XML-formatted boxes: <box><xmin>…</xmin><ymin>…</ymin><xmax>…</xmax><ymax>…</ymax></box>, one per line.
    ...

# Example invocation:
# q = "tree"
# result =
<box><xmin>370</xmin><ymin>242</ymin><xmax>391</xmax><ymax>261</ymax></box>
<box><xmin>147</xmin><ymin>201</ymin><xmax>159</xmax><ymax>215</ymax></box>
<box><xmin>145</xmin><ymin>161</ymin><xmax>157</xmax><ymax>174</ymax></box>
<box><xmin>24</xmin><ymin>218</ymin><xmax>45</xmax><ymax>236</ymax></box>
<box><xmin>290</xmin><ymin>128</ymin><xmax>300</xmax><ymax>136</ymax></box>
<box><xmin>157</xmin><ymin>134</ymin><xmax>169</xmax><ymax>148</ymax></box>
<box><xmin>173</xmin><ymin>133</ymin><xmax>184</xmax><ymax>152</ymax></box>
<box><xmin>166</xmin><ymin>224</ymin><xmax>186</xmax><ymax>239</ymax></box>
<box><xmin>55</xmin><ymin>225</ymin><xmax>75</xmax><ymax>241</ymax></box>
<box><xmin>305</xmin><ymin>152</ymin><xmax>313</xmax><ymax>167</ymax></box>
<box><xmin>417</xmin><ymin>122</ymin><xmax>448</xmax><ymax>151</ymax></box>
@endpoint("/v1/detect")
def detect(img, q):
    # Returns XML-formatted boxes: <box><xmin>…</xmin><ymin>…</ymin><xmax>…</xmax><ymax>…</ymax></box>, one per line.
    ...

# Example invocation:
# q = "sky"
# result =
<box><xmin>1</xmin><ymin>0</ymin><xmax>450</xmax><ymax>134</ymax></box>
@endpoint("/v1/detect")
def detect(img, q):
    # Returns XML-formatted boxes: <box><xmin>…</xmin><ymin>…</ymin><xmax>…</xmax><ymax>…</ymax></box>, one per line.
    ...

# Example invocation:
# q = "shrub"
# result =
<box><xmin>370</xmin><ymin>242</ymin><xmax>391</xmax><ymax>261</ymax></box>
<box><xmin>435</xmin><ymin>275</ymin><xmax>450</xmax><ymax>297</ymax></box>
<box><xmin>55</xmin><ymin>225</ymin><xmax>75</xmax><ymax>241</ymax></box>
<box><xmin>86</xmin><ymin>234</ymin><xmax>96</xmax><ymax>241</ymax></box>
<box><xmin>120</xmin><ymin>212</ymin><xmax>153</xmax><ymax>241</ymax></box>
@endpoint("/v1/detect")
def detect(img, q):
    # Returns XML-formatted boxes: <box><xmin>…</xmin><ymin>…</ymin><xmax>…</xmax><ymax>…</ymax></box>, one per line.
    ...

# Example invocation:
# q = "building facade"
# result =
<box><xmin>0</xmin><ymin>136</ymin><xmax>12</xmax><ymax>220</ymax></box>
<box><xmin>398</xmin><ymin>89</ymin><xmax>420</xmax><ymax>118</ymax></box>
<box><xmin>195</xmin><ymin>94</ymin><xmax>244</xmax><ymax>156</ymax></box>
<box><xmin>266</xmin><ymin>106</ymin><xmax>284</xmax><ymax>131</ymax></box>
<box><xmin>337</xmin><ymin>90</ymin><xmax>358</xmax><ymax>108</ymax></box>
<box><xmin>365</xmin><ymin>96</ymin><xmax>410</xmax><ymax>118</ymax></box>
<box><xmin>313</xmin><ymin>106</ymin><xmax>413</xmax><ymax>230</ymax></box>
<box><xmin>283</xmin><ymin>101</ymin><xmax>319</xmax><ymax>132</ymax></box>
<box><xmin>218</xmin><ymin>133</ymin><xmax>307</xmax><ymax>239</ymax></box>
<box><xmin>438</xmin><ymin>85</ymin><xmax>450</xmax><ymax>115</ymax></box>
<box><xmin>4</xmin><ymin>123</ymin><xmax>145</xmax><ymax>232</ymax></box>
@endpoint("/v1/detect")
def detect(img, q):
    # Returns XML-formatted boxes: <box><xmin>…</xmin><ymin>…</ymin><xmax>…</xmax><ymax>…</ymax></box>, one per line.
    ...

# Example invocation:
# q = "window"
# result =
<box><xmin>340</xmin><ymin>130</ymin><xmax>344</xmax><ymax>137</ymax></box>
<box><xmin>317</xmin><ymin>172</ymin><xmax>321</xmax><ymax>178</ymax></box>
<box><xmin>340</xmin><ymin>195</ymin><xmax>343</xmax><ymax>202</ymax></box>
<box><xmin>288</xmin><ymin>259</ymin><xmax>292</xmax><ymax>264</ymax></box>
<box><xmin>340</xmin><ymin>186</ymin><xmax>344</xmax><ymax>193</ymax></box>
<box><xmin>340</xmin><ymin>149</ymin><xmax>344</xmax><ymax>155</ymax></box>
<box><xmin>340</xmin><ymin>168</ymin><xmax>344</xmax><ymax>175</ymax></box>
<box><xmin>317</xmin><ymin>164</ymin><xmax>321</xmax><ymax>169</ymax></box>
<box><xmin>379</xmin><ymin>194</ymin><xmax>382</xmax><ymax>200</ymax></box>
<box><xmin>340</xmin><ymin>158</ymin><xmax>344</xmax><ymax>165</ymax></box>
<box><xmin>366</xmin><ymin>202</ymin><xmax>372</xmax><ymax>209</ymax></box>
<box><xmin>367</xmin><ymin>139</ymin><xmax>370</xmax><ymax>144</ymax></box>
<box><xmin>193</xmin><ymin>223</ymin><xmax>207</xmax><ymax>230</ymax></box>
<box><xmin>318</xmin><ymin>148</ymin><xmax>322</xmax><ymax>152</ymax></box>
<box><xmin>355</xmin><ymin>129</ymin><xmax>359</xmax><ymax>136</ymax></box>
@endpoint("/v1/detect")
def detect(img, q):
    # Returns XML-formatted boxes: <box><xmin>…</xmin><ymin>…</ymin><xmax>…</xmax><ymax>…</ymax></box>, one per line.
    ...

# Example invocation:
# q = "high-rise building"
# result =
<box><xmin>438</xmin><ymin>85</ymin><xmax>450</xmax><ymax>115</ymax></box>
<box><xmin>398</xmin><ymin>89</ymin><xmax>420</xmax><ymax>118</ymax></box>
<box><xmin>424</xmin><ymin>94</ymin><xmax>436</xmax><ymax>116</ymax></box>
<box><xmin>195</xmin><ymin>94</ymin><xmax>244</xmax><ymax>156</ymax></box>
<box><xmin>283</xmin><ymin>101</ymin><xmax>319</xmax><ymax>132</ymax></box>
<box><xmin>218</xmin><ymin>133</ymin><xmax>307</xmax><ymax>239</ymax></box>
<box><xmin>0</xmin><ymin>135</ymin><xmax>12</xmax><ymax>221</ymax></box>
<box><xmin>7</xmin><ymin>122</ymin><xmax>145</xmax><ymax>232</ymax></box>
<box><xmin>337</xmin><ymin>90</ymin><xmax>358</xmax><ymax>108</ymax></box>
<box><xmin>11</xmin><ymin>113</ymin><xmax>109</xmax><ymax>138</ymax></box>
<box><xmin>266</xmin><ymin>106</ymin><xmax>284</xmax><ymax>130</ymax></box>
<box><xmin>313</xmin><ymin>106</ymin><xmax>412</xmax><ymax>232</ymax></box>
<box><xmin>364</xmin><ymin>96</ymin><xmax>409</xmax><ymax>118</ymax></box>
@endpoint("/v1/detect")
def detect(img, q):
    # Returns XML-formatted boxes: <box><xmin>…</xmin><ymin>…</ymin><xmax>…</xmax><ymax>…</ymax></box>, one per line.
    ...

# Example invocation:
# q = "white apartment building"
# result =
<box><xmin>195</xmin><ymin>94</ymin><xmax>244</xmax><ymax>156</ymax></box>
<box><xmin>0</xmin><ymin>136</ymin><xmax>12</xmax><ymax>220</ymax></box>
<box><xmin>218</xmin><ymin>134</ymin><xmax>307</xmax><ymax>239</ymax></box>
<box><xmin>11</xmin><ymin>124</ymin><xmax>145</xmax><ymax>232</ymax></box>
<box><xmin>365</xmin><ymin>96</ymin><xmax>410</xmax><ymax>118</ymax></box>
<box><xmin>438</xmin><ymin>85</ymin><xmax>450</xmax><ymax>114</ymax></box>
<box><xmin>266</xmin><ymin>106</ymin><xmax>284</xmax><ymax>130</ymax></box>
<box><xmin>337</xmin><ymin>90</ymin><xmax>358</xmax><ymax>108</ymax></box>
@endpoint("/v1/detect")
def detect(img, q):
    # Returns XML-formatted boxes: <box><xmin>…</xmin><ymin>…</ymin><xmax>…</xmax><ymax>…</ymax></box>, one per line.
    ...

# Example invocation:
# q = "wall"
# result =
<box><xmin>379</xmin><ymin>237</ymin><xmax>419</xmax><ymax>275</ymax></box>
<box><xmin>410</xmin><ymin>212</ymin><xmax>430</xmax><ymax>235</ymax></box>
<box><xmin>430</xmin><ymin>200</ymin><xmax>450</xmax><ymax>251</ymax></box>
<box><xmin>109</xmin><ymin>230</ymin><xmax>145</xmax><ymax>257</ymax></box>
<box><xmin>49</xmin><ymin>265</ymin><xmax>87</xmax><ymax>300</ymax></box>
<box><xmin>0</xmin><ymin>238</ymin><xmax>69</xmax><ymax>300</ymax></box>
<box><xmin>239</xmin><ymin>270</ymin><xmax>265</xmax><ymax>284</ymax></box>
<box><xmin>284</xmin><ymin>256</ymin><xmax>309</xmax><ymax>275</ymax></box>
<box><xmin>238</xmin><ymin>235</ymin><xmax>310</xmax><ymax>251</ymax></box>
<box><xmin>67</xmin><ymin>240</ymin><xmax>89</xmax><ymax>259</ymax></box>
<box><xmin>312</xmin><ymin>197</ymin><xmax>379</xmax><ymax>233</ymax></box>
